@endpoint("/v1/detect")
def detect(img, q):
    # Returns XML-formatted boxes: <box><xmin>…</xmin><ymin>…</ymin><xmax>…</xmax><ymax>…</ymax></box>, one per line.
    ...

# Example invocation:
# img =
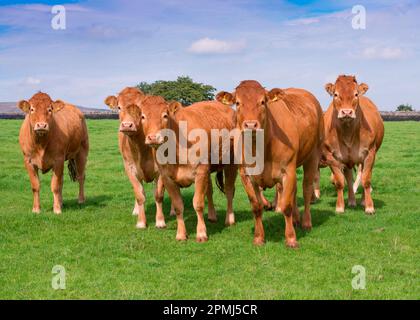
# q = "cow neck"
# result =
<box><xmin>334</xmin><ymin>108</ymin><xmax>362</xmax><ymax>148</ymax></box>
<box><xmin>129</xmin><ymin>130</ymin><xmax>146</xmax><ymax>150</ymax></box>
<box><xmin>167</xmin><ymin>114</ymin><xmax>181</xmax><ymax>149</ymax></box>
<box><xmin>29</xmin><ymin>121</ymin><xmax>52</xmax><ymax>151</ymax></box>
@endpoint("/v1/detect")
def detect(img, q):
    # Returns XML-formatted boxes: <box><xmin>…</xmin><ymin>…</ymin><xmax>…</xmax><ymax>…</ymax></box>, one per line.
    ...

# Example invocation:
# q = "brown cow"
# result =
<box><xmin>322</xmin><ymin>75</ymin><xmax>384</xmax><ymax>214</ymax></box>
<box><xmin>18</xmin><ymin>92</ymin><xmax>89</xmax><ymax>214</ymax></box>
<box><xmin>217</xmin><ymin>80</ymin><xmax>324</xmax><ymax>248</ymax></box>
<box><xmin>137</xmin><ymin>96</ymin><xmax>237</xmax><ymax>242</ymax></box>
<box><xmin>105</xmin><ymin>87</ymin><xmax>173</xmax><ymax>229</ymax></box>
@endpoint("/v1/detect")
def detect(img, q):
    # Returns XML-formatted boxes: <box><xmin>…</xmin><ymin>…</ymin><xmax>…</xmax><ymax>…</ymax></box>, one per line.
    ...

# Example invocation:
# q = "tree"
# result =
<box><xmin>396</xmin><ymin>104</ymin><xmax>414</xmax><ymax>112</ymax></box>
<box><xmin>137</xmin><ymin>76</ymin><xmax>216</xmax><ymax>106</ymax></box>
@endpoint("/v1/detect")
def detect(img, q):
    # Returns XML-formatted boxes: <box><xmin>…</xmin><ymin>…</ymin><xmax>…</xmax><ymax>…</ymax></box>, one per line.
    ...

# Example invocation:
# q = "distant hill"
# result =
<box><xmin>0</xmin><ymin>102</ymin><xmax>108</xmax><ymax>114</ymax></box>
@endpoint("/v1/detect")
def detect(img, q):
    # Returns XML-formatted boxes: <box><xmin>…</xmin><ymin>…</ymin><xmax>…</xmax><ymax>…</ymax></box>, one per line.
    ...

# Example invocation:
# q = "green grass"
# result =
<box><xmin>0</xmin><ymin>120</ymin><xmax>419</xmax><ymax>300</ymax></box>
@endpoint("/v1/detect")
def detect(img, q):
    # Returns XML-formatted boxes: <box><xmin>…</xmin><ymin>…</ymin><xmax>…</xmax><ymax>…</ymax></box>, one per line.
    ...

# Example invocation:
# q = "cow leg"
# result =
<box><xmin>274</xmin><ymin>183</ymin><xmax>283</xmax><ymax>212</ymax></box>
<box><xmin>170</xmin><ymin>203</ymin><xmax>176</xmax><ymax>216</ymax></box>
<box><xmin>154</xmin><ymin>176</ymin><xmax>166</xmax><ymax>229</ymax></box>
<box><xmin>206</xmin><ymin>176</ymin><xmax>217</xmax><ymax>223</ymax></box>
<box><xmin>75</xmin><ymin>152</ymin><xmax>87</xmax><ymax>204</ymax></box>
<box><xmin>51</xmin><ymin>161</ymin><xmax>64</xmax><ymax>214</ymax></box>
<box><xmin>344</xmin><ymin>167</ymin><xmax>356</xmax><ymax>208</ymax></box>
<box><xmin>302</xmin><ymin>153</ymin><xmax>318</xmax><ymax>231</ymax></box>
<box><xmin>194</xmin><ymin>170</ymin><xmax>209</xmax><ymax>242</ymax></box>
<box><xmin>312</xmin><ymin>168</ymin><xmax>321</xmax><ymax>202</ymax></box>
<box><xmin>281</xmin><ymin>166</ymin><xmax>299</xmax><ymax>248</ymax></box>
<box><xmin>292</xmin><ymin>184</ymin><xmax>300</xmax><ymax>227</ymax></box>
<box><xmin>123</xmin><ymin>162</ymin><xmax>147</xmax><ymax>226</ymax></box>
<box><xmin>163</xmin><ymin>176</ymin><xmax>187</xmax><ymax>241</ymax></box>
<box><xmin>362</xmin><ymin>150</ymin><xmax>377</xmax><ymax>215</ymax></box>
<box><xmin>240</xmin><ymin>168</ymin><xmax>264</xmax><ymax>245</ymax></box>
<box><xmin>330</xmin><ymin>165</ymin><xmax>345</xmax><ymax>213</ymax></box>
<box><xmin>224</xmin><ymin>165</ymin><xmax>237</xmax><ymax>226</ymax></box>
<box><xmin>24</xmin><ymin>159</ymin><xmax>41</xmax><ymax>214</ymax></box>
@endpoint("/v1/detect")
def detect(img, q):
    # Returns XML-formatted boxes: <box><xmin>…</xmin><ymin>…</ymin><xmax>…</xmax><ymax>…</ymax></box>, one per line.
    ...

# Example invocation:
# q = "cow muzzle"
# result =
<box><xmin>34</xmin><ymin>122</ymin><xmax>49</xmax><ymax>135</ymax></box>
<box><xmin>119</xmin><ymin>122</ymin><xmax>137</xmax><ymax>134</ymax></box>
<box><xmin>145</xmin><ymin>134</ymin><xmax>164</xmax><ymax>147</ymax></box>
<box><xmin>242</xmin><ymin>120</ymin><xmax>261</xmax><ymax>131</ymax></box>
<box><xmin>338</xmin><ymin>109</ymin><xmax>356</xmax><ymax>120</ymax></box>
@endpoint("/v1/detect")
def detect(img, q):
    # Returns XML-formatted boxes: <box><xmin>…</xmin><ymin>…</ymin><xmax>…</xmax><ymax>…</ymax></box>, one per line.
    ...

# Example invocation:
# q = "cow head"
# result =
<box><xmin>217</xmin><ymin>80</ymin><xmax>285</xmax><ymax>132</ymax></box>
<box><xmin>325</xmin><ymin>75</ymin><xmax>369</xmax><ymax>122</ymax></box>
<box><xmin>138</xmin><ymin>96</ymin><xmax>181</xmax><ymax>147</ymax></box>
<box><xmin>18</xmin><ymin>92</ymin><xmax>65</xmax><ymax>136</ymax></box>
<box><xmin>105</xmin><ymin>87</ymin><xmax>145</xmax><ymax>136</ymax></box>
<box><xmin>217</xmin><ymin>80</ymin><xmax>272</xmax><ymax>132</ymax></box>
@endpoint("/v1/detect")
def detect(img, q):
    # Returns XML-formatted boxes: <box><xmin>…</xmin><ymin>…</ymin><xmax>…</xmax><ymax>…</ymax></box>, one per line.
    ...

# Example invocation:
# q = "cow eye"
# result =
<box><xmin>162</xmin><ymin>113</ymin><xmax>168</xmax><ymax>119</ymax></box>
<box><xmin>48</xmin><ymin>108</ymin><xmax>52</xmax><ymax>113</ymax></box>
<box><xmin>355</xmin><ymin>93</ymin><xmax>359</xmax><ymax>97</ymax></box>
<box><xmin>141</xmin><ymin>115</ymin><xmax>146</xmax><ymax>120</ymax></box>
<box><xmin>334</xmin><ymin>93</ymin><xmax>339</xmax><ymax>98</ymax></box>
<box><xmin>30</xmin><ymin>108</ymin><xmax>35</xmax><ymax>113</ymax></box>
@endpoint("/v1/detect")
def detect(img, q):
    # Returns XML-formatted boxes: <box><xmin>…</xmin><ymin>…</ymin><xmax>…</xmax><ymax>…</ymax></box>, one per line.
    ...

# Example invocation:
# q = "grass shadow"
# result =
<box><xmin>62</xmin><ymin>195</ymin><xmax>112</xmax><ymax>210</ymax></box>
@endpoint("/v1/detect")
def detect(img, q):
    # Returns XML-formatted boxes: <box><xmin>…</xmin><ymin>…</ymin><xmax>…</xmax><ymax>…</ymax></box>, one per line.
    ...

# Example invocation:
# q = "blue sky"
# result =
<box><xmin>0</xmin><ymin>0</ymin><xmax>419</xmax><ymax>110</ymax></box>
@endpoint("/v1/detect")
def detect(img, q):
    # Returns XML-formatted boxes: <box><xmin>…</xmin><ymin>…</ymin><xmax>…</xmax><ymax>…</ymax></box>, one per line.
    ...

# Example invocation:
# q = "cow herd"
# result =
<box><xmin>17</xmin><ymin>75</ymin><xmax>384</xmax><ymax>248</ymax></box>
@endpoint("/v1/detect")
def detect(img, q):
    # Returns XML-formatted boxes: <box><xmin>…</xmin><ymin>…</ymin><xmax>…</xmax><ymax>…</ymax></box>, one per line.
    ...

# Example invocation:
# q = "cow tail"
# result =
<box><xmin>68</xmin><ymin>159</ymin><xmax>78</xmax><ymax>182</ymax></box>
<box><xmin>215</xmin><ymin>171</ymin><xmax>225</xmax><ymax>194</ymax></box>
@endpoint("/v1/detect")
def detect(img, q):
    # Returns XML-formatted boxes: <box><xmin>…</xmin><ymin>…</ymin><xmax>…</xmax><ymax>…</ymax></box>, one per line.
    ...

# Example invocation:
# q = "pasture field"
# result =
<box><xmin>0</xmin><ymin>120</ymin><xmax>419</xmax><ymax>300</ymax></box>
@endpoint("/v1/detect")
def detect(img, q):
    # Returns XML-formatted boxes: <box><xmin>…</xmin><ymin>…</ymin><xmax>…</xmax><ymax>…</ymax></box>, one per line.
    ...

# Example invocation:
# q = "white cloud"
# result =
<box><xmin>285</xmin><ymin>17</ymin><xmax>320</xmax><ymax>26</ymax></box>
<box><xmin>188</xmin><ymin>38</ymin><xmax>246</xmax><ymax>54</ymax></box>
<box><xmin>360</xmin><ymin>47</ymin><xmax>404</xmax><ymax>60</ymax></box>
<box><xmin>24</xmin><ymin>77</ymin><xmax>41</xmax><ymax>85</ymax></box>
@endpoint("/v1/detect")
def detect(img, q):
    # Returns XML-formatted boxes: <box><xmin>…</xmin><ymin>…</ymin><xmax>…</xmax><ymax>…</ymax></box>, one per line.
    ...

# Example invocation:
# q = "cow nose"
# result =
<box><xmin>121</xmin><ymin>122</ymin><xmax>134</xmax><ymax>128</ymax></box>
<box><xmin>342</xmin><ymin>109</ymin><xmax>354</xmax><ymax>116</ymax></box>
<box><xmin>243</xmin><ymin>121</ymin><xmax>259</xmax><ymax>130</ymax></box>
<box><xmin>147</xmin><ymin>134</ymin><xmax>156</xmax><ymax>142</ymax></box>
<box><xmin>34</xmin><ymin>122</ymin><xmax>48</xmax><ymax>131</ymax></box>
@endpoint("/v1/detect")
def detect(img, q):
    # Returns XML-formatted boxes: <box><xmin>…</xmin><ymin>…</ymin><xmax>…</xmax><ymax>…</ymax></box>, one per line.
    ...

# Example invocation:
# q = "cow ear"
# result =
<box><xmin>267</xmin><ymin>88</ymin><xmax>285</xmax><ymax>102</ymax></box>
<box><xmin>52</xmin><ymin>100</ymin><xmax>65</xmax><ymax>113</ymax></box>
<box><xmin>168</xmin><ymin>101</ymin><xmax>182</xmax><ymax>115</ymax></box>
<box><xmin>325</xmin><ymin>83</ymin><xmax>335</xmax><ymax>96</ymax></box>
<box><xmin>216</xmin><ymin>91</ymin><xmax>235</xmax><ymax>105</ymax></box>
<box><xmin>17</xmin><ymin>100</ymin><xmax>30</xmax><ymax>113</ymax></box>
<box><xmin>358</xmin><ymin>83</ymin><xmax>369</xmax><ymax>96</ymax></box>
<box><xmin>104</xmin><ymin>95</ymin><xmax>118</xmax><ymax>109</ymax></box>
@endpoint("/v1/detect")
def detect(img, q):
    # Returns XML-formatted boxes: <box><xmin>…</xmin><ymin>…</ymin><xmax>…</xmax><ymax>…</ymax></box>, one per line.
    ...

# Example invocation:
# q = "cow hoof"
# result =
<box><xmin>196</xmin><ymin>234</ymin><xmax>208</xmax><ymax>243</ymax></box>
<box><xmin>348</xmin><ymin>200</ymin><xmax>357</xmax><ymax>208</ymax></box>
<box><xmin>136</xmin><ymin>222</ymin><xmax>147</xmax><ymax>229</ymax></box>
<box><xmin>132</xmin><ymin>210</ymin><xmax>139</xmax><ymax>216</ymax></box>
<box><xmin>32</xmin><ymin>208</ymin><xmax>41</xmax><ymax>214</ymax></box>
<box><xmin>54</xmin><ymin>210</ymin><xmax>62</xmax><ymax>215</ymax></box>
<box><xmin>78</xmin><ymin>198</ymin><xmax>85</xmax><ymax>204</ymax></box>
<box><xmin>285</xmin><ymin>240</ymin><xmax>299</xmax><ymax>249</ymax></box>
<box><xmin>264</xmin><ymin>204</ymin><xmax>273</xmax><ymax>211</ymax></box>
<box><xmin>170</xmin><ymin>210</ymin><xmax>176</xmax><ymax>217</ymax></box>
<box><xmin>314</xmin><ymin>190</ymin><xmax>321</xmax><ymax>200</ymax></box>
<box><xmin>301</xmin><ymin>223</ymin><xmax>312</xmax><ymax>231</ymax></box>
<box><xmin>365</xmin><ymin>207</ymin><xmax>375</xmax><ymax>215</ymax></box>
<box><xmin>208</xmin><ymin>217</ymin><xmax>217</xmax><ymax>224</ymax></box>
<box><xmin>155</xmin><ymin>221</ymin><xmax>166</xmax><ymax>229</ymax></box>
<box><xmin>225</xmin><ymin>214</ymin><xmax>235</xmax><ymax>226</ymax></box>
<box><xmin>176</xmin><ymin>234</ymin><xmax>188</xmax><ymax>241</ymax></box>
<box><xmin>335</xmin><ymin>207</ymin><xmax>345</xmax><ymax>214</ymax></box>
<box><xmin>253</xmin><ymin>238</ymin><xmax>265</xmax><ymax>246</ymax></box>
